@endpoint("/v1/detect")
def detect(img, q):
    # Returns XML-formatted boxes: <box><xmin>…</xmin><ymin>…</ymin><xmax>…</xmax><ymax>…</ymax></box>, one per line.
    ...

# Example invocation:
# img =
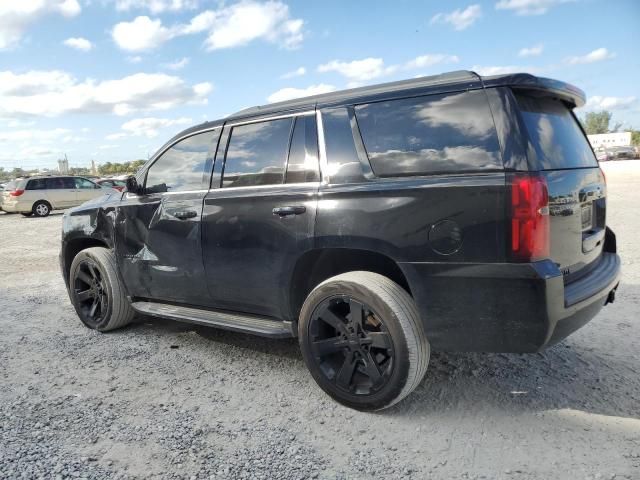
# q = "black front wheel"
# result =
<box><xmin>299</xmin><ymin>271</ymin><xmax>429</xmax><ymax>411</ymax></box>
<box><xmin>69</xmin><ymin>247</ymin><xmax>134</xmax><ymax>332</ymax></box>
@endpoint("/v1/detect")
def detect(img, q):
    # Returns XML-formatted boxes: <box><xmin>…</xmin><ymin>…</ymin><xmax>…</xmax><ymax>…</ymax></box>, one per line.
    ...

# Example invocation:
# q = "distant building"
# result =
<box><xmin>587</xmin><ymin>132</ymin><xmax>632</xmax><ymax>149</ymax></box>
<box><xmin>91</xmin><ymin>160</ymin><xmax>98</xmax><ymax>175</ymax></box>
<box><xmin>58</xmin><ymin>157</ymin><xmax>69</xmax><ymax>174</ymax></box>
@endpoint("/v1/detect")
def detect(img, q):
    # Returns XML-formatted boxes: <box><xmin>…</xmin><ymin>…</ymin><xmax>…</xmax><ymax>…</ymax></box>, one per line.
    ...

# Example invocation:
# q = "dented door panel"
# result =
<box><xmin>114</xmin><ymin>191</ymin><xmax>209</xmax><ymax>305</ymax></box>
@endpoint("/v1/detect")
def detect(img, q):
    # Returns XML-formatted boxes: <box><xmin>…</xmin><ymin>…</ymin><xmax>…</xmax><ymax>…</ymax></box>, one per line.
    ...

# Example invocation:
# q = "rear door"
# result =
<box><xmin>114</xmin><ymin>128</ymin><xmax>220</xmax><ymax>305</ymax></box>
<box><xmin>45</xmin><ymin>177</ymin><xmax>77</xmax><ymax>208</ymax></box>
<box><xmin>201</xmin><ymin>113</ymin><xmax>320</xmax><ymax>319</ymax></box>
<box><xmin>515</xmin><ymin>93</ymin><xmax>605</xmax><ymax>279</ymax></box>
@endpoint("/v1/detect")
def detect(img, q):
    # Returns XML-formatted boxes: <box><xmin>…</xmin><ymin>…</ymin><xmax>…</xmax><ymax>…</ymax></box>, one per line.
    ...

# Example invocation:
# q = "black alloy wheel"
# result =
<box><xmin>308</xmin><ymin>296</ymin><xmax>395</xmax><ymax>396</ymax></box>
<box><xmin>72</xmin><ymin>259</ymin><xmax>109</xmax><ymax>327</ymax></box>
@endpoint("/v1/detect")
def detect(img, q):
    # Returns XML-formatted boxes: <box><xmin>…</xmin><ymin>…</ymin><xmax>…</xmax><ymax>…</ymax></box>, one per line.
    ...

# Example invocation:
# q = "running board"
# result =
<box><xmin>131</xmin><ymin>301</ymin><xmax>294</xmax><ymax>338</ymax></box>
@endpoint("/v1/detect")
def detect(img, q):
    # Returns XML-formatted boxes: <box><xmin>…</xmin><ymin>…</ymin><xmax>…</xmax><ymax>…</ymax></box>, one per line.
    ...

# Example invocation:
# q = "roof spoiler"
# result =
<box><xmin>482</xmin><ymin>73</ymin><xmax>586</xmax><ymax>108</ymax></box>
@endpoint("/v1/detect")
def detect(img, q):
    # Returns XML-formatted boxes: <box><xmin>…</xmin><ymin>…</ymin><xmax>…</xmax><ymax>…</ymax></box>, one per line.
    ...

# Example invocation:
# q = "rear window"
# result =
<box><xmin>355</xmin><ymin>90</ymin><xmax>503</xmax><ymax>177</ymax></box>
<box><xmin>516</xmin><ymin>94</ymin><xmax>597</xmax><ymax>170</ymax></box>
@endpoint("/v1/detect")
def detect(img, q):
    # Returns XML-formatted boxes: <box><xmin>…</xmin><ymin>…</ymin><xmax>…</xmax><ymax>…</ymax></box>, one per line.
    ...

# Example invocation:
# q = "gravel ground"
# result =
<box><xmin>1</xmin><ymin>161</ymin><xmax>639</xmax><ymax>480</ymax></box>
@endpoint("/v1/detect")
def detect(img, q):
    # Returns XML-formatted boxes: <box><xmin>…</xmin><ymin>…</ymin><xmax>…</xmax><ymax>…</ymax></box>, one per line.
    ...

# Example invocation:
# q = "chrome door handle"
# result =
<box><xmin>272</xmin><ymin>205</ymin><xmax>306</xmax><ymax>217</ymax></box>
<box><xmin>173</xmin><ymin>210</ymin><xmax>198</xmax><ymax>220</ymax></box>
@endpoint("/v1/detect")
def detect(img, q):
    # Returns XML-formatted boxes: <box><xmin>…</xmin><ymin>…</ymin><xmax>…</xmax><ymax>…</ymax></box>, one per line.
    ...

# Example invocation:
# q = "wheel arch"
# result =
<box><xmin>62</xmin><ymin>237</ymin><xmax>110</xmax><ymax>287</ymax></box>
<box><xmin>288</xmin><ymin>248</ymin><xmax>413</xmax><ymax>322</ymax></box>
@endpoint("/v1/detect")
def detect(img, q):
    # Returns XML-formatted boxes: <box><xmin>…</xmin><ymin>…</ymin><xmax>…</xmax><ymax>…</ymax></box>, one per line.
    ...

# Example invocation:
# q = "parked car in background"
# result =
<box><xmin>96</xmin><ymin>178</ymin><xmax>126</xmax><ymax>192</ymax></box>
<box><xmin>608</xmin><ymin>145</ymin><xmax>637</xmax><ymax>160</ymax></box>
<box><xmin>60</xmin><ymin>71</ymin><xmax>620</xmax><ymax>411</ymax></box>
<box><xmin>1</xmin><ymin>175</ymin><xmax>117</xmax><ymax>217</ymax></box>
<box><xmin>595</xmin><ymin>147</ymin><xmax>612</xmax><ymax>162</ymax></box>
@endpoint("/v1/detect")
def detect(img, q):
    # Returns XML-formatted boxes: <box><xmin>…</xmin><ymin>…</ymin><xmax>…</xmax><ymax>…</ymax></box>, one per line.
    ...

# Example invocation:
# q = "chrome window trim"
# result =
<box><xmin>206</xmin><ymin>181</ymin><xmax>321</xmax><ymax>194</ymax></box>
<box><xmin>224</xmin><ymin>110</ymin><xmax>315</xmax><ymax>129</ymax></box>
<box><xmin>316</xmin><ymin>110</ymin><xmax>329</xmax><ymax>184</ymax></box>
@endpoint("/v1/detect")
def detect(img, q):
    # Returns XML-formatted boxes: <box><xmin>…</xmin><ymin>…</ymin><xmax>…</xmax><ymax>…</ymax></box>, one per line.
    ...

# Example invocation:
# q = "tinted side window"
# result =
<box><xmin>146</xmin><ymin>131</ymin><xmax>216</xmax><ymax>194</ymax></box>
<box><xmin>27</xmin><ymin>178</ymin><xmax>47</xmax><ymax>190</ymax></box>
<box><xmin>322</xmin><ymin>107</ymin><xmax>367</xmax><ymax>183</ymax></box>
<box><xmin>222</xmin><ymin>118</ymin><xmax>292</xmax><ymax>188</ymax></box>
<box><xmin>46</xmin><ymin>177</ymin><xmax>74</xmax><ymax>189</ymax></box>
<box><xmin>355</xmin><ymin>90</ymin><xmax>503</xmax><ymax>177</ymax></box>
<box><xmin>516</xmin><ymin>94</ymin><xmax>598</xmax><ymax>170</ymax></box>
<box><xmin>286</xmin><ymin>116</ymin><xmax>320</xmax><ymax>183</ymax></box>
<box><xmin>75</xmin><ymin>178</ymin><xmax>97</xmax><ymax>189</ymax></box>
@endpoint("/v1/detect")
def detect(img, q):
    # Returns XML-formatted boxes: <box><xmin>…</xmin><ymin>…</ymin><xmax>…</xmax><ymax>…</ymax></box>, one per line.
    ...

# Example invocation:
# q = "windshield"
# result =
<box><xmin>516</xmin><ymin>94</ymin><xmax>598</xmax><ymax>170</ymax></box>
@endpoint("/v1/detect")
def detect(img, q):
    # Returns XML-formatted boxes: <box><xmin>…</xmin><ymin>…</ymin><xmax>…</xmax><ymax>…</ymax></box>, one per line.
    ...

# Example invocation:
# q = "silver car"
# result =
<box><xmin>1</xmin><ymin>175</ymin><xmax>116</xmax><ymax>217</ymax></box>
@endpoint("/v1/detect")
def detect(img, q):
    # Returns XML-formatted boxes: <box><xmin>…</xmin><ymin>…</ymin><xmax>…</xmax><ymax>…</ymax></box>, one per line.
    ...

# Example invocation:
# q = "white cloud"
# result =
<box><xmin>63</xmin><ymin>37</ymin><xmax>93</xmax><ymax>52</ymax></box>
<box><xmin>162</xmin><ymin>57</ymin><xmax>190</xmax><ymax>70</ymax></box>
<box><xmin>430</xmin><ymin>4</ymin><xmax>482</xmax><ymax>31</ymax></box>
<box><xmin>111</xmin><ymin>1</ymin><xmax>304</xmax><ymax>52</ymax></box>
<box><xmin>0</xmin><ymin>128</ymin><xmax>71</xmax><ymax>142</ymax></box>
<box><xmin>114</xmin><ymin>0</ymin><xmax>199</xmax><ymax>14</ymax></box>
<box><xmin>471</xmin><ymin>65</ymin><xmax>537</xmax><ymax>75</ymax></box>
<box><xmin>201</xmin><ymin>1</ymin><xmax>304</xmax><ymax>50</ymax></box>
<box><xmin>281</xmin><ymin>67</ymin><xmax>306</xmax><ymax>79</ymax></box>
<box><xmin>6</xmin><ymin>119</ymin><xmax>36</xmax><ymax>128</ymax></box>
<box><xmin>0</xmin><ymin>0</ymin><xmax>81</xmax><ymax>49</ymax></box>
<box><xmin>404</xmin><ymin>54</ymin><xmax>460</xmax><ymax>69</ymax></box>
<box><xmin>0</xmin><ymin>70</ymin><xmax>213</xmax><ymax>117</ymax></box>
<box><xmin>106</xmin><ymin>132</ymin><xmax>127</xmax><ymax>141</ymax></box>
<box><xmin>566</xmin><ymin>48</ymin><xmax>615</xmax><ymax>65</ymax></box>
<box><xmin>518</xmin><ymin>44</ymin><xmax>543</xmax><ymax>57</ymax></box>
<box><xmin>112</xmin><ymin>16</ymin><xmax>174</xmax><ymax>52</ymax></box>
<box><xmin>267</xmin><ymin>84</ymin><xmax>336</xmax><ymax>103</ymax></box>
<box><xmin>318</xmin><ymin>58</ymin><xmax>397</xmax><ymax>83</ymax></box>
<box><xmin>119</xmin><ymin>117</ymin><xmax>192</xmax><ymax>138</ymax></box>
<box><xmin>317</xmin><ymin>54</ymin><xmax>459</xmax><ymax>86</ymax></box>
<box><xmin>583</xmin><ymin>96</ymin><xmax>637</xmax><ymax>111</ymax></box>
<box><xmin>127</xmin><ymin>56</ymin><xmax>143</xmax><ymax>64</ymax></box>
<box><xmin>495</xmin><ymin>0</ymin><xmax>574</xmax><ymax>15</ymax></box>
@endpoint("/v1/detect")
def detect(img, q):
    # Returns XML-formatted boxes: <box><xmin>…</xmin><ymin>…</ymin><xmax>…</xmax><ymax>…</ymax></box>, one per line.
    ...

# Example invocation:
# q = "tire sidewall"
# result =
<box><xmin>69</xmin><ymin>250</ymin><xmax>115</xmax><ymax>331</ymax></box>
<box><xmin>299</xmin><ymin>278</ymin><xmax>412</xmax><ymax>411</ymax></box>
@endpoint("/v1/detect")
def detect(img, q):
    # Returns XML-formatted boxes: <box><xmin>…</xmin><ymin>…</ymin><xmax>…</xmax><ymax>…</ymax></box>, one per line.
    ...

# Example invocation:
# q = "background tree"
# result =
<box><xmin>582</xmin><ymin>111</ymin><xmax>612</xmax><ymax>134</ymax></box>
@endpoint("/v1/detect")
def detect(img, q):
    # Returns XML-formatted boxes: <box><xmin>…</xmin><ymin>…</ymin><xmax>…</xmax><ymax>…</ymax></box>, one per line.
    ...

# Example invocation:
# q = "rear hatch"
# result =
<box><xmin>515</xmin><ymin>93</ymin><xmax>605</xmax><ymax>282</ymax></box>
<box><xmin>1</xmin><ymin>180</ymin><xmax>18</xmax><ymax>207</ymax></box>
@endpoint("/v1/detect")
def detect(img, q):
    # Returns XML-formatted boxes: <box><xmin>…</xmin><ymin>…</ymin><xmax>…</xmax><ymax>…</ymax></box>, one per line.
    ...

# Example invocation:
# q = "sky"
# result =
<box><xmin>0</xmin><ymin>0</ymin><xmax>638</xmax><ymax>170</ymax></box>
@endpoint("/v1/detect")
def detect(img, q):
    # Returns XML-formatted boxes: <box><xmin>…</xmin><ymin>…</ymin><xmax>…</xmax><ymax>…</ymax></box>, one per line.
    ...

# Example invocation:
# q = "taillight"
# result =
<box><xmin>9</xmin><ymin>189</ymin><xmax>25</xmax><ymax>197</ymax></box>
<box><xmin>509</xmin><ymin>174</ymin><xmax>549</xmax><ymax>262</ymax></box>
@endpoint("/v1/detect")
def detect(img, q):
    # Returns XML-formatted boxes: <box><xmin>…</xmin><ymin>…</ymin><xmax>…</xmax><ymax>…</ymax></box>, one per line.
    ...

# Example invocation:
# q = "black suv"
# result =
<box><xmin>60</xmin><ymin>71</ymin><xmax>621</xmax><ymax>411</ymax></box>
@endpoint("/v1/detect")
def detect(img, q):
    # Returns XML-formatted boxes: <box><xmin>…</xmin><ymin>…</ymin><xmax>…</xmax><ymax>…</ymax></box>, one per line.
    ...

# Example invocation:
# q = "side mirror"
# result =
<box><xmin>125</xmin><ymin>176</ymin><xmax>141</xmax><ymax>195</ymax></box>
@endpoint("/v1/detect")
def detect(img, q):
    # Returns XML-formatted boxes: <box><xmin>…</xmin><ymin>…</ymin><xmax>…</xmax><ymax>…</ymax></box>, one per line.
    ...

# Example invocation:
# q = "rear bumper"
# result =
<box><xmin>0</xmin><ymin>200</ymin><xmax>31</xmax><ymax>213</ymax></box>
<box><xmin>400</xmin><ymin>233</ymin><xmax>621</xmax><ymax>353</ymax></box>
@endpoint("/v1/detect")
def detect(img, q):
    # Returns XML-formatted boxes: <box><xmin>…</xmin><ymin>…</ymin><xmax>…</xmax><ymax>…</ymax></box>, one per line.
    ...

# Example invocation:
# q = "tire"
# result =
<box><xmin>21</xmin><ymin>212</ymin><xmax>33</xmax><ymax>217</ymax></box>
<box><xmin>32</xmin><ymin>201</ymin><xmax>51</xmax><ymax>217</ymax></box>
<box><xmin>299</xmin><ymin>271</ymin><xmax>429</xmax><ymax>411</ymax></box>
<box><xmin>68</xmin><ymin>247</ymin><xmax>135</xmax><ymax>332</ymax></box>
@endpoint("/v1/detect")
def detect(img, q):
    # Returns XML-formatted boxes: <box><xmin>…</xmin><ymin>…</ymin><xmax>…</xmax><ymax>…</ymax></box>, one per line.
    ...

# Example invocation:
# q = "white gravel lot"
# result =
<box><xmin>1</xmin><ymin>161</ymin><xmax>639</xmax><ymax>480</ymax></box>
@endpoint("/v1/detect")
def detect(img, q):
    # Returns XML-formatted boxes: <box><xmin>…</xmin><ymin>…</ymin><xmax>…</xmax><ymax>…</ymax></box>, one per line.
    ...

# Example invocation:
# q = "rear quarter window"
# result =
<box><xmin>27</xmin><ymin>178</ymin><xmax>47</xmax><ymax>190</ymax></box>
<box><xmin>516</xmin><ymin>94</ymin><xmax>598</xmax><ymax>170</ymax></box>
<box><xmin>354</xmin><ymin>90</ymin><xmax>503</xmax><ymax>177</ymax></box>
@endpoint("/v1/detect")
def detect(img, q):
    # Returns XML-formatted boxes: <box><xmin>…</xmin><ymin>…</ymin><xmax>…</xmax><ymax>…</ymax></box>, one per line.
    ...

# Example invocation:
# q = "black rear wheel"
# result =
<box><xmin>299</xmin><ymin>271</ymin><xmax>429</xmax><ymax>411</ymax></box>
<box><xmin>308</xmin><ymin>296</ymin><xmax>395</xmax><ymax>396</ymax></box>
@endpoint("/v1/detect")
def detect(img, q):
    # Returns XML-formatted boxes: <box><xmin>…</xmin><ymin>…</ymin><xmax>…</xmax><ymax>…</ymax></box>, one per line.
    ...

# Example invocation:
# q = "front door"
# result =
<box><xmin>114</xmin><ymin>128</ymin><xmax>220</xmax><ymax>305</ymax></box>
<box><xmin>74</xmin><ymin>177</ymin><xmax>103</xmax><ymax>205</ymax></box>
<box><xmin>202</xmin><ymin>114</ymin><xmax>320</xmax><ymax>319</ymax></box>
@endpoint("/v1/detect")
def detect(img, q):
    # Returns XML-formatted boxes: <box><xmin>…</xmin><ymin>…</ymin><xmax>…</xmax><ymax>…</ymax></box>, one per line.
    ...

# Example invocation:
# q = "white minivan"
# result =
<box><xmin>1</xmin><ymin>176</ymin><xmax>116</xmax><ymax>217</ymax></box>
